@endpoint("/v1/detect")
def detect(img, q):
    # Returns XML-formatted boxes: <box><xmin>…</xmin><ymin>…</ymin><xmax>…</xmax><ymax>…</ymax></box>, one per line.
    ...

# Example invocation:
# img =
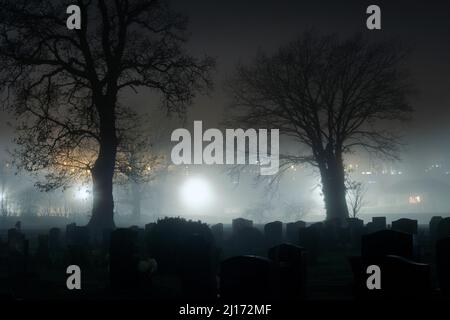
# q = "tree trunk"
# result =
<box><xmin>87</xmin><ymin>97</ymin><xmax>117</xmax><ymax>235</ymax></box>
<box><xmin>319</xmin><ymin>154</ymin><xmax>349</xmax><ymax>222</ymax></box>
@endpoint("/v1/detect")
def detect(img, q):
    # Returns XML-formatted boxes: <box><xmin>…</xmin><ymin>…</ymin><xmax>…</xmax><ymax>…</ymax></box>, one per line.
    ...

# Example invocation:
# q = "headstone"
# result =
<box><xmin>48</xmin><ymin>228</ymin><xmax>61</xmax><ymax>253</ymax></box>
<box><xmin>7</xmin><ymin>238</ymin><xmax>28</xmax><ymax>279</ymax></box>
<box><xmin>211</xmin><ymin>223</ymin><xmax>224</xmax><ymax>244</ymax></box>
<box><xmin>232</xmin><ymin>218</ymin><xmax>253</xmax><ymax>235</ymax></box>
<box><xmin>392</xmin><ymin>218</ymin><xmax>418</xmax><ymax>235</ymax></box>
<box><xmin>180</xmin><ymin>234</ymin><xmax>216</xmax><ymax>299</ymax></box>
<box><xmin>220</xmin><ymin>255</ymin><xmax>272</xmax><ymax>299</ymax></box>
<box><xmin>298</xmin><ymin>223</ymin><xmax>323</xmax><ymax>262</ymax></box>
<box><xmin>264</xmin><ymin>221</ymin><xmax>283</xmax><ymax>247</ymax></box>
<box><xmin>361</xmin><ymin>229</ymin><xmax>414</xmax><ymax>260</ymax></box>
<box><xmin>130</xmin><ymin>226</ymin><xmax>145</xmax><ymax>255</ymax></box>
<box><xmin>436</xmin><ymin>237</ymin><xmax>450</xmax><ymax>295</ymax></box>
<box><xmin>268</xmin><ymin>243</ymin><xmax>307</xmax><ymax>298</ymax></box>
<box><xmin>231</xmin><ymin>227</ymin><xmax>265</xmax><ymax>256</ymax></box>
<box><xmin>437</xmin><ymin>217</ymin><xmax>450</xmax><ymax>240</ymax></box>
<box><xmin>350</xmin><ymin>254</ymin><xmax>430</xmax><ymax>299</ymax></box>
<box><xmin>367</xmin><ymin>217</ymin><xmax>386</xmax><ymax>233</ymax></box>
<box><xmin>145</xmin><ymin>223</ymin><xmax>156</xmax><ymax>233</ymax></box>
<box><xmin>7</xmin><ymin>228</ymin><xmax>25</xmax><ymax>253</ymax></box>
<box><xmin>36</xmin><ymin>234</ymin><xmax>50</xmax><ymax>265</ymax></box>
<box><xmin>323</xmin><ymin>219</ymin><xmax>344</xmax><ymax>248</ymax></box>
<box><xmin>346</xmin><ymin>218</ymin><xmax>365</xmax><ymax>248</ymax></box>
<box><xmin>109</xmin><ymin>228</ymin><xmax>139</xmax><ymax>292</ymax></box>
<box><xmin>66</xmin><ymin>223</ymin><xmax>90</xmax><ymax>246</ymax></box>
<box><xmin>429</xmin><ymin>216</ymin><xmax>443</xmax><ymax>244</ymax></box>
<box><xmin>285</xmin><ymin>221</ymin><xmax>306</xmax><ymax>244</ymax></box>
<box><xmin>347</xmin><ymin>218</ymin><xmax>364</xmax><ymax>229</ymax></box>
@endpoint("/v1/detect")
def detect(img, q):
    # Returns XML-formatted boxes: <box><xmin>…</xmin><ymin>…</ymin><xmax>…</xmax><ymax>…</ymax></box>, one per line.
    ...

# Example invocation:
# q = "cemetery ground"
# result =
<box><xmin>0</xmin><ymin>216</ymin><xmax>449</xmax><ymax>303</ymax></box>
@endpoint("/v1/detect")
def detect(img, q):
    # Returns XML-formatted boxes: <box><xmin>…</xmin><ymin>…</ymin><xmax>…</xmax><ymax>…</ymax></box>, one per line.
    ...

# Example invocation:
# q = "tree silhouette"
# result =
<box><xmin>0</xmin><ymin>0</ymin><xmax>213</xmax><ymax>233</ymax></box>
<box><xmin>115</xmin><ymin>118</ymin><xmax>168</xmax><ymax>223</ymax></box>
<box><xmin>346</xmin><ymin>180</ymin><xmax>367</xmax><ymax>218</ymax></box>
<box><xmin>227</xmin><ymin>32</ymin><xmax>413</xmax><ymax>221</ymax></box>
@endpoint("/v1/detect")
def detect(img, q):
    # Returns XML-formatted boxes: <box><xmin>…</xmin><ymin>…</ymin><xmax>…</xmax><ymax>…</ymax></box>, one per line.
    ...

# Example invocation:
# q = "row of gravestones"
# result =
<box><xmin>213</xmin><ymin>216</ymin><xmax>449</xmax><ymax>255</ymax></box>
<box><xmin>3</xmin><ymin>224</ymin><xmax>447</xmax><ymax>300</ymax></box>
<box><xmin>108</xmin><ymin>226</ymin><xmax>309</xmax><ymax>300</ymax></box>
<box><xmin>4</xmin><ymin>216</ymin><xmax>450</xmax><ymax>299</ymax></box>
<box><xmin>209</xmin><ymin>217</ymin><xmax>386</xmax><ymax>261</ymax></box>
<box><xmin>29</xmin><ymin>216</ymin><xmax>450</xmax><ymax>265</ymax></box>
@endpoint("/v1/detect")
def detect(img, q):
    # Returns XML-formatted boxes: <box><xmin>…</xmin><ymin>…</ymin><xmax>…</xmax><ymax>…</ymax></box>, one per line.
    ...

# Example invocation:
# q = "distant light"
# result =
<box><xmin>409</xmin><ymin>195</ymin><xmax>421</xmax><ymax>205</ymax></box>
<box><xmin>179</xmin><ymin>177</ymin><xmax>214</xmax><ymax>210</ymax></box>
<box><xmin>75</xmin><ymin>186</ymin><xmax>91</xmax><ymax>201</ymax></box>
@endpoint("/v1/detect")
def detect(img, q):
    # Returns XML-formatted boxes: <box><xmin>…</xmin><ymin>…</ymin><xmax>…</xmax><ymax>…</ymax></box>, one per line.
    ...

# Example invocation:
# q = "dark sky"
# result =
<box><xmin>169</xmin><ymin>0</ymin><xmax>450</xmax><ymax>167</ymax></box>
<box><xmin>1</xmin><ymin>0</ymin><xmax>450</xmax><ymax>168</ymax></box>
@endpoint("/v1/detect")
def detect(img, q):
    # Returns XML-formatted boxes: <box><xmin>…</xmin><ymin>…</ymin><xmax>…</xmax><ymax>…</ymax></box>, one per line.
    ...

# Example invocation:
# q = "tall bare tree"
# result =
<box><xmin>0</xmin><ymin>0</ymin><xmax>213</xmax><ymax>233</ymax></box>
<box><xmin>115</xmin><ymin>119</ymin><xmax>168</xmax><ymax>222</ymax></box>
<box><xmin>346</xmin><ymin>180</ymin><xmax>367</xmax><ymax>218</ymax></box>
<box><xmin>227</xmin><ymin>32</ymin><xmax>413</xmax><ymax>221</ymax></box>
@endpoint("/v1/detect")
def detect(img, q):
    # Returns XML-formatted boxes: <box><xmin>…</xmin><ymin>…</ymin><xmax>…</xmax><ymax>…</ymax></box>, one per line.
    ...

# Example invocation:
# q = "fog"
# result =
<box><xmin>0</xmin><ymin>0</ymin><xmax>449</xmax><ymax>229</ymax></box>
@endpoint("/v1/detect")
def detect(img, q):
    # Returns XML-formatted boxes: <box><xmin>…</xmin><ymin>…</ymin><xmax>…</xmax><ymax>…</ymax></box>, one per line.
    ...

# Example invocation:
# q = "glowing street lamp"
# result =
<box><xmin>75</xmin><ymin>186</ymin><xmax>91</xmax><ymax>201</ymax></box>
<box><xmin>179</xmin><ymin>176</ymin><xmax>214</xmax><ymax>210</ymax></box>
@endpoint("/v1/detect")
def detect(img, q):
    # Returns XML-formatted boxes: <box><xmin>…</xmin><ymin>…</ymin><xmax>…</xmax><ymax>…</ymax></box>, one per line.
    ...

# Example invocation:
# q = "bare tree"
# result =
<box><xmin>115</xmin><ymin>120</ymin><xmax>168</xmax><ymax>222</ymax></box>
<box><xmin>346</xmin><ymin>180</ymin><xmax>367</xmax><ymax>218</ymax></box>
<box><xmin>0</xmin><ymin>0</ymin><xmax>213</xmax><ymax>233</ymax></box>
<box><xmin>227</xmin><ymin>32</ymin><xmax>413</xmax><ymax>222</ymax></box>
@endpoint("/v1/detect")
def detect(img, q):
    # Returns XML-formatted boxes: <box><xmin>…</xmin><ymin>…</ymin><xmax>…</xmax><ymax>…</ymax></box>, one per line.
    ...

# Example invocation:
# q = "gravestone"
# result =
<box><xmin>285</xmin><ymin>221</ymin><xmax>306</xmax><ymax>244</ymax></box>
<box><xmin>109</xmin><ymin>228</ymin><xmax>139</xmax><ymax>292</ymax></box>
<box><xmin>66</xmin><ymin>224</ymin><xmax>90</xmax><ymax>246</ymax></box>
<box><xmin>232</xmin><ymin>218</ymin><xmax>253</xmax><ymax>235</ymax></box>
<box><xmin>346</xmin><ymin>218</ymin><xmax>365</xmax><ymax>248</ymax></box>
<box><xmin>145</xmin><ymin>222</ymin><xmax>156</xmax><ymax>233</ymax></box>
<box><xmin>392</xmin><ymin>218</ymin><xmax>418</xmax><ymax>235</ymax></box>
<box><xmin>48</xmin><ymin>228</ymin><xmax>61</xmax><ymax>253</ymax></box>
<box><xmin>180</xmin><ymin>234</ymin><xmax>217</xmax><ymax>299</ymax></box>
<box><xmin>437</xmin><ymin>217</ymin><xmax>450</xmax><ymax>240</ymax></box>
<box><xmin>264</xmin><ymin>221</ymin><xmax>283</xmax><ymax>247</ymax></box>
<box><xmin>220</xmin><ymin>255</ymin><xmax>272</xmax><ymax>300</ymax></box>
<box><xmin>323</xmin><ymin>219</ymin><xmax>345</xmax><ymax>248</ymax></box>
<box><xmin>130</xmin><ymin>226</ymin><xmax>145</xmax><ymax>255</ymax></box>
<box><xmin>211</xmin><ymin>223</ymin><xmax>224</xmax><ymax>245</ymax></box>
<box><xmin>7</xmin><ymin>228</ymin><xmax>25</xmax><ymax>253</ymax></box>
<box><xmin>367</xmin><ymin>217</ymin><xmax>386</xmax><ymax>233</ymax></box>
<box><xmin>347</xmin><ymin>218</ymin><xmax>364</xmax><ymax>229</ymax></box>
<box><xmin>429</xmin><ymin>216</ymin><xmax>443</xmax><ymax>244</ymax></box>
<box><xmin>7</xmin><ymin>239</ymin><xmax>29</xmax><ymax>280</ymax></box>
<box><xmin>6</xmin><ymin>227</ymin><xmax>29</xmax><ymax>282</ymax></box>
<box><xmin>350</xmin><ymin>255</ymin><xmax>430</xmax><ymax>299</ymax></box>
<box><xmin>298</xmin><ymin>223</ymin><xmax>323</xmax><ymax>262</ymax></box>
<box><xmin>361</xmin><ymin>229</ymin><xmax>414</xmax><ymax>260</ymax></box>
<box><xmin>35</xmin><ymin>234</ymin><xmax>50</xmax><ymax>265</ymax></box>
<box><xmin>231</xmin><ymin>226</ymin><xmax>265</xmax><ymax>256</ymax></box>
<box><xmin>268</xmin><ymin>243</ymin><xmax>307</xmax><ymax>298</ymax></box>
<box><xmin>436</xmin><ymin>236</ymin><xmax>450</xmax><ymax>295</ymax></box>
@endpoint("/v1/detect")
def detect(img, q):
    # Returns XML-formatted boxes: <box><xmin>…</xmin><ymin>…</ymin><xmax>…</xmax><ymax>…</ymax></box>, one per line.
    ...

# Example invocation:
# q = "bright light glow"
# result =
<box><xmin>180</xmin><ymin>177</ymin><xmax>214</xmax><ymax>210</ymax></box>
<box><xmin>75</xmin><ymin>186</ymin><xmax>91</xmax><ymax>201</ymax></box>
<box><xmin>409</xmin><ymin>195</ymin><xmax>421</xmax><ymax>205</ymax></box>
